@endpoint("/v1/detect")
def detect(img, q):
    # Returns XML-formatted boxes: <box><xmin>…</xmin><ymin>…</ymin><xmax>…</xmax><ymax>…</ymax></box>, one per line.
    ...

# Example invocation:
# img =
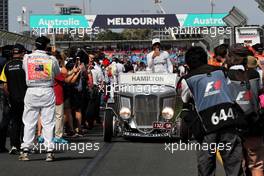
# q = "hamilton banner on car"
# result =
<box><xmin>119</xmin><ymin>73</ymin><xmax>178</xmax><ymax>88</ymax></box>
<box><xmin>30</xmin><ymin>13</ymin><xmax>227</xmax><ymax>29</ymax></box>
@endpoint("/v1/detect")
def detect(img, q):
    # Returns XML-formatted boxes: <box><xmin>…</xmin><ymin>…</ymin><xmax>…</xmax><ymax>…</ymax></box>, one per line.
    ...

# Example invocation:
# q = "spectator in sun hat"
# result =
<box><xmin>227</xmin><ymin>44</ymin><xmax>264</xmax><ymax>176</ymax></box>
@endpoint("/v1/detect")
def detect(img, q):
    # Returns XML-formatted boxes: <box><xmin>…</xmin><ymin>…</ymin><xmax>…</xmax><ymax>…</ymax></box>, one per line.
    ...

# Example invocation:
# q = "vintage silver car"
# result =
<box><xmin>103</xmin><ymin>73</ymin><xmax>183</xmax><ymax>142</ymax></box>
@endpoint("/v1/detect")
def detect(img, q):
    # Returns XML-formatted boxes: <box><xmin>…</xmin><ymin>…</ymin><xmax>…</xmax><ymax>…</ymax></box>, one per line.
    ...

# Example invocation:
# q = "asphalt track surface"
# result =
<box><xmin>0</xmin><ymin>123</ymin><xmax>226</xmax><ymax>176</ymax></box>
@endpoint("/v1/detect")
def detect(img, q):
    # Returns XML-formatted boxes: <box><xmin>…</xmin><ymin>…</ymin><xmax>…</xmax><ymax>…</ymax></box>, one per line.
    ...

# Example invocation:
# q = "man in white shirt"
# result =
<box><xmin>87</xmin><ymin>54</ymin><xmax>104</xmax><ymax>125</ymax></box>
<box><xmin>92</xmin><ymin>55</ymin><xmax>104</xmax><ymax>86</ymax></box>
<box><xmin>110</xmin><ymin>57</ymin><xmax>125</xmax><ymax>84</ymax></box>
<box><xmin>116</xmin><ymin>58</ymin><xmax>125</xmax><ymax>74</ymax></box>
<box><xmin>147</xmin><ymin>38</ymin><xmax>173</xmax><ymax>73</ymax></box>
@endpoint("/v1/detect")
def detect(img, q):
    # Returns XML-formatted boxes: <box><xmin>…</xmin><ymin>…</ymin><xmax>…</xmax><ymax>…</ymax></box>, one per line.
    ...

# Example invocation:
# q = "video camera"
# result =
<box><xmin>65</xmin><ymin>57</ymin><xmax>77</xmax><ymax>70</ymax></box>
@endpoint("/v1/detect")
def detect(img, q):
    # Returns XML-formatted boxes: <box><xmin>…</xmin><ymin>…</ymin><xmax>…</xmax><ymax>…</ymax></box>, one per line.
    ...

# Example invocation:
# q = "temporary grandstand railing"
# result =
<box><xmin>0</xmin><ymin>30</ymin><xmax>34</xmax><ymax>50</ymax></box>
<box><xmin>256</xmin><ymin>0</ymin><xmax>264</xmax><ymax>12</ymax></box>
<box><xmin>55</xmin><ymin>38</ymin><xmax>205</xmax><ymax>50</ymax></box>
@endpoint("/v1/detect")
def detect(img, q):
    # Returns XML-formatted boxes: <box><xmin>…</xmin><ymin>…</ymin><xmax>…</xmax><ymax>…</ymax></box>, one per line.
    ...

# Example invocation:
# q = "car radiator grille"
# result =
<box><xmin>134</xmin><ymin>95</ymin><xmax>158</xmax><ymax>127</ymax></box>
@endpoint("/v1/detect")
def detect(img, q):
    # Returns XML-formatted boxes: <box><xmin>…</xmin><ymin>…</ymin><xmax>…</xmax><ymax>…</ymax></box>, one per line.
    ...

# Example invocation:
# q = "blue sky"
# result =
<box><xmin>9</xmin><ymin>0</ymin><xmax>264</xmax><ymax>33</ymax></box>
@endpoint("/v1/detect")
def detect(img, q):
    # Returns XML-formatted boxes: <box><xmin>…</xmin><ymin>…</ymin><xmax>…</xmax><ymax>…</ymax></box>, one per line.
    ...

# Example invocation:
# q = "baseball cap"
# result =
<box><xmin>230</xmin><ymin>44</ymin><xmax>253</xmax><ymax>57</ymax></box>
<box><xmin>35</xmin><ymin>36</ymin><xmax>50</xmax><ymax>47</ymax></box>
<box><xmin>252</xmin><ymin>43</ymin><xmax>263</xmax><ymax>53</ymax></box>
<box><xmin>12</xmin><ymin>44</ymin><xmax>26</xmax><ymax>54</ymax></box>
<box><xmin>152</xmin><ymin>38</ymin><xmax>160</xmax><ymax>45</ymax></box>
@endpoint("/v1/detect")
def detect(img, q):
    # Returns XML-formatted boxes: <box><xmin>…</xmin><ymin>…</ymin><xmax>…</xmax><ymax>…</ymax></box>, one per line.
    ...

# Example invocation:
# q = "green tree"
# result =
<box><xmin>96</xmin><ymin>30</ymin><xmax>124</xmax><ymax>40</ymax></box>
<box><xmin>122</xmin><ymin>29</ymin><xmax>151</xmax><ymax>40</ymax></box>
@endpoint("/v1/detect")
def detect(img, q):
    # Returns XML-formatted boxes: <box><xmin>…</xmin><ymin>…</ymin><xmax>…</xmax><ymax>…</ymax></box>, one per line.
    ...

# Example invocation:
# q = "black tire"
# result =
<box><xmin>180</xmin><ymin>118</ymin><xmax>190</xmax><ymax>143</ymax></box>
<box><xmin>103</xmin><ymin>109</ymin><xmax>113</xmax><ymax>142</ymax></box>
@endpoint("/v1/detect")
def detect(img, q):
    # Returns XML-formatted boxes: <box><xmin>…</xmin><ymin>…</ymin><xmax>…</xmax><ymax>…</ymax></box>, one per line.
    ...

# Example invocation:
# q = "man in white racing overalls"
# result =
<box><xmin>19</xmin><ymin>36</ymin><xmax>60</xmax><ymax>162</ymax></box>
<box><xmin>147</xmin><ymin>38</ymin><xmax>173</xmax><ymax>73</ymax></box>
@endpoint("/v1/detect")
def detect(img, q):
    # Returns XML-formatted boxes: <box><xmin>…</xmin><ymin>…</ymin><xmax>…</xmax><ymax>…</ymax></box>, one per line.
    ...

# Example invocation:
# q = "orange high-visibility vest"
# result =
<box><xmin>256</xmin><ymin>54</ymin><xmax>264</xmax><ymax>69</ymax></box>
<box><xmin>208</xmin><ymin>58</ymin><xmax>223</xmax><ymax>67</ymax></box>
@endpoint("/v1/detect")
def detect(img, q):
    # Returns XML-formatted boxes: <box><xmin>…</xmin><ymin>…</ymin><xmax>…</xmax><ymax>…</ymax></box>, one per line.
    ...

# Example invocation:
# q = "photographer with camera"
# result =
<box><xmin>52</xmin><ymin>50</ymin><xmax>79</xmax><ymax>144</ymax></box>
<box><xmin>63</xmin><ymin>53</ymin><xmax>85</xmax><ymax>136</ymax></box>
<box><xmin>180</xmin><ymin>46</ymin><xmax>243</xmax><ymax>176</ymax></box>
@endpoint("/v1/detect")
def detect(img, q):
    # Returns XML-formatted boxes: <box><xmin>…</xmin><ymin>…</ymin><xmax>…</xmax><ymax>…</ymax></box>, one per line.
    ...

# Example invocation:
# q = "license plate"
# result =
<box><xmin>153</xmin><ymin>122</ymin><xmax>172</xmax><ymax>129</ymax></box>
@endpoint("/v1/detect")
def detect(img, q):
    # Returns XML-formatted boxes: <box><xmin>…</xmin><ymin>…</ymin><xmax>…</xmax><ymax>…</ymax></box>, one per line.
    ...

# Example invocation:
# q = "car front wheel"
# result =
<box><xmin>103</xmin><ymin>109</ymin><xmax>113</xmax><ymax>142</ymax></box>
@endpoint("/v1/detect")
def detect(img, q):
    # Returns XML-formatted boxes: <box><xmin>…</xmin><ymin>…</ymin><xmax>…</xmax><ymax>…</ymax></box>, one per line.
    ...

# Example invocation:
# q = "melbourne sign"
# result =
<box><xmin>92</xmin><ymin>14</ymin><xmax>179</xmax><ymax>28</ymax></box>
<box><xmin>30</xmin><ymin>13</ymin><xmax>227</xmax><ymax>29</ymax></box>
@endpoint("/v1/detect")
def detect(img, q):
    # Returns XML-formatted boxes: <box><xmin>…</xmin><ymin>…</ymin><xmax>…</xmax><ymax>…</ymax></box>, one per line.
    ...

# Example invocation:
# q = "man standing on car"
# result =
<box><xmin>147</xmin><ymin>38</ymin><xmax>173</xmax><ymax>73</ymax></box>
<box><xmin>19</xmin><ymin>36</ymin><xmax>60</xmax><ymax>162</ymax></box>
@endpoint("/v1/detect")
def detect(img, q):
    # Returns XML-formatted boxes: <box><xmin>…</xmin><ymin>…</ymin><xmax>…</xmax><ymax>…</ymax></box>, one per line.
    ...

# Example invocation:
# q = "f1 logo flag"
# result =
<box><xmin>236</xmin><ymin>90</ymin><xmax>253</xmax><ymax>104</ymax></box>
<box><xmin>204</xmin><ymin>80</ymin><xmax>222</xmax><ymax>97</ymax></box>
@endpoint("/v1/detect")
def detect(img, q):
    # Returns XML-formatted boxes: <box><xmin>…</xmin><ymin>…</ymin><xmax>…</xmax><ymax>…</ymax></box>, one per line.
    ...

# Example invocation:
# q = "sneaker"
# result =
<box><xmin>37</xmin><ymin>136</ymin><xmax>44</xmax><ymax>144</ymax></box>
<box><xmin>46</xmin><ymin>152</ymin><xmax>55</xmax><ymax>162</ymax></box>
<box><xmin>65</xmin><ymin>130</ymin><xmax>78</xmax><ymax>138</ymax></box>
<box><xmin>71</xmin><ymin>133</ymin><xmax>79</xmax><ymax>138</ymax></box>
<box><xmin>19</xmin><ymin>151</ymin><xmax>29</xmax><ymax>161</ymax></box>
<box><xmin>9</xmin><ymin>146</ymin><xmax>20</xmax><ymax>155</ymax></box>
<box><xmin>53</xmin><ymin>137</ymin><xmax>68</xmax><ymax>144</ymax></box>
<box><xmin>75</xmin><ymin>128</ymin><xmax>84</xmax><ymax>137</ymax></box>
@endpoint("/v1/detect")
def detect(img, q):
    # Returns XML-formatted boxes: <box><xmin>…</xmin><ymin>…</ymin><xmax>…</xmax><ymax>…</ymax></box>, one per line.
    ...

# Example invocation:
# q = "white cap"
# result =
<box><xmin>152</xmin><ymin>38</ymin><xmax>160</xmax><ymax>45</ymax></box>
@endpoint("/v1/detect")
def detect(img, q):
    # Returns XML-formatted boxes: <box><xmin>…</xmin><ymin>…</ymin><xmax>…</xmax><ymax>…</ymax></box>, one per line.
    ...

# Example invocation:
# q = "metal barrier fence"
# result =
<box><xmin>0</xmin><ymin>30</ymin><xmax>34</xmax><ymax>50</ymax></box>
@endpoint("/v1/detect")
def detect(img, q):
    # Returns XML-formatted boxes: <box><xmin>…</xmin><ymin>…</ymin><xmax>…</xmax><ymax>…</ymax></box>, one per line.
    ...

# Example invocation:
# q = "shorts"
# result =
<box><xmin>64</xmin><ymin>98</ymin><xmax>71</xmax><ymax>109</ymax></box>
<box><xmin>70</xmin><ymin>89</ymin><xmax>83</xmax><ymax>110</ymax></box>
<box><xmin>244</xmin><ymin>136</ymin><xmax>264</xmax><ymax>171</ymax></box>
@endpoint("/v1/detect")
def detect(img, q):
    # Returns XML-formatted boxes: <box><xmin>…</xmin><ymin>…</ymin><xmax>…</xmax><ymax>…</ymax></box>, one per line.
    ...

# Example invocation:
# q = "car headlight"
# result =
<box><xmin>162</xmin><ymin>107</ymin><xmax>174</xmax><ymax>120</ymax></box>
<box><xmin>119</xmin><ymin>107</ymin><xmax>131</xmax><ymax>120</ymax></box>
